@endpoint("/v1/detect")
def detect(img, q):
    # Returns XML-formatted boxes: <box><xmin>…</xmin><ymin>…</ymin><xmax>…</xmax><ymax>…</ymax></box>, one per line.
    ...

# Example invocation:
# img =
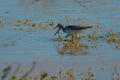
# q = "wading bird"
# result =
<box><xmin>53</xmin><ymin>23</ymin><xmax>92</xmax><ymax>37</ymax></box>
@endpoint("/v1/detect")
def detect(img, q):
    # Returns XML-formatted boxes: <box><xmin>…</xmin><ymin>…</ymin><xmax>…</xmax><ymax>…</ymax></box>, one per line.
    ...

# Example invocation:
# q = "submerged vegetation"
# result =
<box><xmin>0</xmin><ymin>17</ymin><xmax>120</xmax><ymax>52</ymax></box>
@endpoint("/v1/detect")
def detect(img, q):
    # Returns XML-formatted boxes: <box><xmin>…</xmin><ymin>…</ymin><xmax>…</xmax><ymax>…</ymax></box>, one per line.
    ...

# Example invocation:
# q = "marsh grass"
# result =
<box><xmin>2</xmin><ymin>63</ymin><xmax>120</xmax><ymax>80</ymax></box>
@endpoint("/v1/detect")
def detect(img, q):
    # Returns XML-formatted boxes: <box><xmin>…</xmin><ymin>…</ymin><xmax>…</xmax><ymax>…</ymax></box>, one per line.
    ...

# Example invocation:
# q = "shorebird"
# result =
<box><xmin>53</xmin><ymin>23</ymin><xmax>92</xmax><ymax>37</ymax></box>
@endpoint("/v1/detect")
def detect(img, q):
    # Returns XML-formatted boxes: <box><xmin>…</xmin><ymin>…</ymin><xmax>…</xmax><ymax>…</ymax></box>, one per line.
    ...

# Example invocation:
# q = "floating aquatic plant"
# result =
<box><xmin>106</xmin><ymin>30</ymin><xmax>116</xmax><ymax>45</ymax></box>
<box><xmin>32</xmin><ymin>23</ymin><xmax>36</xmax><ymax>27</ymax></box>
<box><xmin>49</xmin><ymin>75</ymin><xmax>57</xmax><ymax>80</ymax></box>
<box><xmin>66</xmin><ymin>70</ymin><xmax>75</xmax><ymax>80</ymax></box>
<box><xmin>40</xmin><ymin>72</ymin><xmax>48</xmax><ymax>80</ymax></box>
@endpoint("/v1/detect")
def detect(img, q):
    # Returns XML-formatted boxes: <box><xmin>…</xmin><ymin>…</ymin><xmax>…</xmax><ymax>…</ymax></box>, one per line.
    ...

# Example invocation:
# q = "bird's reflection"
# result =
<box><xmin>55</xmin><ymin>38</ymin><xmax>88</xmax><ymax>55</ymax></box>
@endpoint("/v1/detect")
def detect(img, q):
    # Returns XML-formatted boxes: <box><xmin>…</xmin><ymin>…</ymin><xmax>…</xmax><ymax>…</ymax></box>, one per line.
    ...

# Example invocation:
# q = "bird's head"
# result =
<box><xmin>53</xmin><ymin>23</ymin><xmax>64</xmax><ymax>35</ymax></box>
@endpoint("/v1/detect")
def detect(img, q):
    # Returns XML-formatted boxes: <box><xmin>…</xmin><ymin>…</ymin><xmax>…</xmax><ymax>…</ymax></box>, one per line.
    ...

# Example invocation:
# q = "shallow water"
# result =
<box><xmin>0</xmin><ymin>0</ymin><xmax>120</xmax><ymax>79</ymax></box>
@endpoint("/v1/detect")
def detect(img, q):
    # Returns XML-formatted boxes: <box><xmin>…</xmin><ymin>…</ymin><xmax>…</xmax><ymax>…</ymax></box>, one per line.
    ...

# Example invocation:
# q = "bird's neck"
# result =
<box><xmin>60</xmin><ymin>25</ymin><xmax>65</xmax><ymax>32</ymax></box>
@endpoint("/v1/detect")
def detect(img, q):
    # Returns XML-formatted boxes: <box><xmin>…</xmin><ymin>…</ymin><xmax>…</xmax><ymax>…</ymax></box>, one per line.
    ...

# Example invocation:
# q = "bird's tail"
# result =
<box><xmin>87</xmin><ymin>26</ymin><xmax>92</xmax><ymax>28</ymax></box>
<box><xmin>81</xmin><ymin>26</ymin><xmax>92</xmax><ymax>29</ymax></box>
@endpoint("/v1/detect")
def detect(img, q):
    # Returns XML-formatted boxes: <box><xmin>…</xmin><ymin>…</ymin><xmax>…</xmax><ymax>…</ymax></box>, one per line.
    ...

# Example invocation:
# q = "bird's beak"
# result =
<box><xmin>54</xmin><ymin>27</ymin><xmax>61</xmax><ymax>35</ymax></box>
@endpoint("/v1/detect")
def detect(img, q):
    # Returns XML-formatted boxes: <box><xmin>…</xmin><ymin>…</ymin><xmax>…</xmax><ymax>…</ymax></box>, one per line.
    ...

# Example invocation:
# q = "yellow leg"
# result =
<box><xmin>57</xmin><ymin>32</ymin><xmax>62</xmax><ymax>41</ymax></box>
